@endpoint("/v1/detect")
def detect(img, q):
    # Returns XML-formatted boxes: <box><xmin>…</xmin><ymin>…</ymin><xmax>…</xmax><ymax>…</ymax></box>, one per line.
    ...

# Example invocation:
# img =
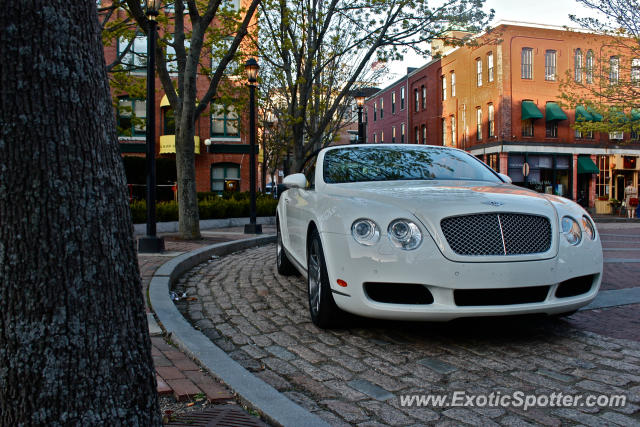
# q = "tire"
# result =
<box><xmin>276</xmin><ymin>219</ymin><xmax>297</xmax><ymax>276</ymax></box>
<box><xmin>307</xmin><ymin>229</ymin><xmax>342</xmax><ymax>328</ymax></box>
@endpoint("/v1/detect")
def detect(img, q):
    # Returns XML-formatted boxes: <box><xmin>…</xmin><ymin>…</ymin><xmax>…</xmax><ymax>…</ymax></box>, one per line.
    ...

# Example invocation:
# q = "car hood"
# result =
<box><xmin>324</xmin><ymin>180</ymin><xmax>560</xmax><ymax>261</ymax></box>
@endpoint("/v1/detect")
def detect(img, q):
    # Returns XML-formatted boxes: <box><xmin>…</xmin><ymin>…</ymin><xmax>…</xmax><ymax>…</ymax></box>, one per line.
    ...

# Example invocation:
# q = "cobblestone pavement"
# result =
<box><xmin>175</xmin><ymin>237</ymin><xmax>640</xmax><ymax>426</ymax></box>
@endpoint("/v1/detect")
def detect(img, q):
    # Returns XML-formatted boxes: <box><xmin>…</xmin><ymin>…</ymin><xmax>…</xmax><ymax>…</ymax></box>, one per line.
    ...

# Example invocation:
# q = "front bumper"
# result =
<box><xmin>320</xmin><ymin>231</ymin><xmax>603</xmax><ymax>321</ymax></box>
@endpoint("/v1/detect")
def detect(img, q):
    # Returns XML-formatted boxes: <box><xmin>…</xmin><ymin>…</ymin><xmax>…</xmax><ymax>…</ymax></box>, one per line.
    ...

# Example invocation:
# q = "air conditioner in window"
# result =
<box><xmin>609</xmin><ymin>131</ymin><xmax>624</xmax><ymax>140</ymax></box>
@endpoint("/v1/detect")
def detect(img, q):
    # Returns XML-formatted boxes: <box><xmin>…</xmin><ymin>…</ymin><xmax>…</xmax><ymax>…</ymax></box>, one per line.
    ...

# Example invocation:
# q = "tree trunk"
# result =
<box><xmin>175</xmin><ymin>88</ymin><xmax>201</xmax><ymax>239</ymax></box>
<box><xmin>0</xmin><ymin>1</ymin><xmax>161</xmax><ymax>425</ymax></box>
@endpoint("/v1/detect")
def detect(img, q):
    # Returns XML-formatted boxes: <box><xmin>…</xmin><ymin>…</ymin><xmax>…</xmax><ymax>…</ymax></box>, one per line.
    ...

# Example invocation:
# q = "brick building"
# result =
<box><xmin>366</xmin><ymin>22</ymin><xmax>640</xmax><ymax>211</ymax></box>
<box><xmin>102</xmin><ymin>0</ymin><xmax>260</xmax><ymax>196</ymax></box>
<box><xmin>367</xmin><ymin>71</ymin><xmax>414</xmax><ymax>144</ymax></box>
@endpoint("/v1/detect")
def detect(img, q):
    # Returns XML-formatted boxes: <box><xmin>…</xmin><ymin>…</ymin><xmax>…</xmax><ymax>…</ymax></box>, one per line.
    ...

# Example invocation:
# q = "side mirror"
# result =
<box><xmin>283</xmin><ymin>173</ymin><xmax>308</xmax><ymax>189</ymax></box>
<box><xmin>498</xmin><ymin>173</ymin><xmax>512</xmax><ymax>184</ymax></box>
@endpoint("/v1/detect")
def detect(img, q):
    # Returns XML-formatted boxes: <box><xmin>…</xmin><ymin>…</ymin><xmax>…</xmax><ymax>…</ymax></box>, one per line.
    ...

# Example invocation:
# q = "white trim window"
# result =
<box><xmin>521</xmin><ymin>48</ymin><xmax>533</xmax><ymax>79</ymax></box>
<box><xmin>545</xmin><ymin>50</ymin><xmax>557</xmax><ymax>81</ymax></box>
<box><xmin>487</xmin><ymin>52</ymin><xmax>494</xmax><ymax>82</ymax></box>
<box><xmin>451</xmin><ymin>72</ymin><xmax>456</xmax><ymax>97</ymax></box>
<box><xmin>441</xmin><ymin>75</ymin><xmax>447</xmax><ymax>101</ymax></box>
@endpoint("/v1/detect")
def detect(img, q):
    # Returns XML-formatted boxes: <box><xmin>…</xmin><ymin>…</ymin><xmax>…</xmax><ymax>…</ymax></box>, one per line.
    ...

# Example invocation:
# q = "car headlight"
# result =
<box><xmin>351</xmin><ymin>218</ymin><xmax>380</xmax><ymax>246</ymax></box>
<box><xmin>561</xmin><ymin>216</ymin><xmax>582</xmax><ymax>245</ymax></box>
<box><xmin>582</xmin><ymin>215</ymin><xmax>596</xmax><ymax>240</ymax></box>
<box><xmin>388</xmin><ymin>219</ymin><xmax>422</xmax><ymax>250</ymax></box>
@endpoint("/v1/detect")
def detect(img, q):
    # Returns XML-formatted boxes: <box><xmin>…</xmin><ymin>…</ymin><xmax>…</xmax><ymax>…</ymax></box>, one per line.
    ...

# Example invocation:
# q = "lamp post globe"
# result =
<box><xmin>244</xmin><ymin>58</ymin><xmax>262</xmax><ymax>234</ymax></box>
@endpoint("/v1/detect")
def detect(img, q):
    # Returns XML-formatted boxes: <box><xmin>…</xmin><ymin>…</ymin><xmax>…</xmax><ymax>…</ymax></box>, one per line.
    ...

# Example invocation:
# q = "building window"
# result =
<box><xmin>381</xmin><ymin>131</ymin><xmax>384</xmax><ymax>143</ymax></box>
<box><xmin>414</xmin><ymin>89</ymin><xmax>419</xmax><ymax>111</ymax></box>
<box><xmin>392</xmin><ymin>92</ymin><xmax>396</xmax><ymax>114</ymax></box>
<box><xmin>421</xmin><ymin>85</ymin><xmax>426</xmax><ymax>109</ymax></box>
<box><xmin>596</xmin><ymin>156</ymin><xmax>610</xmax><ymax>198</ymax></box>
<box><xmin>522</xmin><ymin>119</ymin><xmax>534</xmax><ymax>137</ymax></box>
<box><xmin>574</xmin><ymin>48</ymin><xmax>583</xmax><ymax>82</ymax></box>
<box><xmin>451</xmin><ymin>72</ymin><xmax>456</xmax><ymax>97</ymax></box>
<box><xmin>163</xmin><ymin>107</ymin><xmax>175</xmax><ymax>135</ymax></box>
<box><xmin>476</xmin><ymin>58</ymin><xmax>482</xmax><ymax>87</ymax></box>
<box><xmin>117</xmin><ymin>97</ymin><xmax>146</xmax><ymax>136</ymax></box>
<box><xmin>414</xmin><ymin>126</ymin><xmax>419</xmax><ymax>144</ymax></box>
<box><xmin>488</xmin><ymin>103</ymin><xmax>495</xmax><ymax>138</ymax></box>
<box><xmin>401</xmin><ymin>123</ymin><xmax>405</xmax><ymax>143</ymax></box>
<box><xmin>422</xmin><ymin>124</ymin><xmax>426</xmax><ymax>144</ymax></box>
<box><xmin>441</xmin><ymin>75</ymin><xmax>447</xmax><ymax>101</ymax></box>
<box><xmin>373</xmin><ymin>102</ymin><xmax>377</xmax><ymax>121</ymax></box>
<box><xmin>118</xmin><ymin>33</ymin><xmax>147</xmax><ymax>72</ymax></box>
<box><xmin>522</xmin><ymin>48</ymin><xmax>533</xmax><ymax>79</ymax></box>
<box><xmin>442</xmin><ymin>118</ymin><xmax>447</xmax><ymax>145</ymax></box>
<box><xmin>450</xmin><ymin>115</ymin><xmax>456</xmax><ymax>147</ymax></box>
<box><xmin>210</xmin><ymin>104</ymin><xmax>239</xmax><ymax>137</ymax></box>
<box><xmin>545</xmin><ymin>50</ymin><xmax>557</xmax><ymax>81</ymax></box>
<box><xmin>610</xmin><ymin>56</ymin><xmax>619</xmax><ymax>85</ymax></box>
<box><xmin>380</xmin><ymin>98</ymin><xmax>384</xmax><ymax>118</ymax></box>
<box><xmin>374</xmin><ymin>133</ymin><xmax>377</xmax><ymax>143</ymax></box>
<box><xmin>211</xmin><ymin>163</ymin><xmax>240</xmax><ymax>193</ymax></box>
<box><xmin>400</xmin><ymin>87</ymin><xmax>405</xmax><ymax>110</ymax></box>
<box><xmin>546</xmin><ymin>121</ymin><xmax>558</xmax><ymax>138</ymax></box>
<box><xmin>392</xmin><ymin>126</ymin><xmax>396</xmax><ymax>143</ymax></box>
<box><xmin>609</xmin><ymin>131</ymin><xmax>623</xmax><ymax>140</ymax></box>
<box><xmin>476</xmin><ymin>108</ymin><xmax>482</xmax><ymax>141</ymax></box>
<box><xmin>586</xmin><ymin>50</ymin><xmax>594</xmax><ymax>84</ymax></box>
<box><xmin>632</xmin><ymin>58</ymin><xmax>640</xmax><ymax>87</ymax></box>
<box><xmin>487</xmin><ymin>52</ymin><xmax>494</xmax><ymax>82</ymax></box>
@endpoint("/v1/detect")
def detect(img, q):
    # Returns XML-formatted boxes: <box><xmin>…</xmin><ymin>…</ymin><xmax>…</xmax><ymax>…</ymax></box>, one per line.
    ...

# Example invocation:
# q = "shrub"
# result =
<box><xmin>157</xmin><ymin>201</ymin><xmax>179</xmax><ymax>222</ymax></box>
<box><xmin>131</xmin><ymin>195</ymin><xmax>277</xmax><ymax>223</ymax></box>
<box><xmin>130</xmin><ymin>200</ymin><xmax>146</xmax><ymax>224</ymax></box>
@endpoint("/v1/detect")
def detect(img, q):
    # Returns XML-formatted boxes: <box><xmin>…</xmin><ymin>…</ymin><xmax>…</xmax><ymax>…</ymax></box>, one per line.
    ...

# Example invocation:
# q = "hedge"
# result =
<box><xmin>130</xmin><ymin>195</ymin><xmax>278</xmax><ymax>224</ymax></box>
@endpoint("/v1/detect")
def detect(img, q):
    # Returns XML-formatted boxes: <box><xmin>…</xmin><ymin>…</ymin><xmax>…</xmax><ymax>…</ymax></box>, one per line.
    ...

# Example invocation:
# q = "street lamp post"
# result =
<box><xmin>244</xmin><ymin>58</ymin><xmax>262</xmax><ymax>234</ymax></box>
<box><xmin>138</xmin><ymin>0</ymin><xmax>164</xmax><ymax>253</ymax></box>
<box><xmin>355</xmin><ymin>92</ymin><xmax>366</xmax><ymax>144</ymax></box>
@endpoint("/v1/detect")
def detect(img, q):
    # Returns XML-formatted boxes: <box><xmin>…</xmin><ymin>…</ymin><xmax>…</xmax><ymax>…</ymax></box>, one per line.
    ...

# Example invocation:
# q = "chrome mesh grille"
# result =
<box><xmin>441</xmin><ymin>213</ymin><xmax>552</xmax><ymax>256</ymax></box>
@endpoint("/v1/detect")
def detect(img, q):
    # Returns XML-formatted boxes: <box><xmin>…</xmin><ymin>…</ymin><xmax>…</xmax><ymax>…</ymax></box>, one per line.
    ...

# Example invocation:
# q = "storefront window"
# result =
<box><xmin>508</xmin><ymin>153</ymin><xmax>571</xmax><ymax>198</ymax></box>
<box><xmin>596</xmin><ymin>155</ymin><xmax>610</xmax><ymax>198</ymax></box>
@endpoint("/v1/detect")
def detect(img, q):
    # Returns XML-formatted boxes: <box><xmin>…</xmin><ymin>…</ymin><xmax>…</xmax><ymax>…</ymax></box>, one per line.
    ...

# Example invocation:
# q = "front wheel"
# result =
<box><xmin>307</xmin><ymin>229</ymin><xmax>342</xmax><ymax>328</ymax></box>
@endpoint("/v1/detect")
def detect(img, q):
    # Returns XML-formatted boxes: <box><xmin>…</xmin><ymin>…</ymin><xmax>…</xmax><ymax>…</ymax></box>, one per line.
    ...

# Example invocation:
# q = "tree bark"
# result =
<box><xmin>0</xmin><ymin>1</ymin><xmax>161</xmax><ymax>425</ymax></box>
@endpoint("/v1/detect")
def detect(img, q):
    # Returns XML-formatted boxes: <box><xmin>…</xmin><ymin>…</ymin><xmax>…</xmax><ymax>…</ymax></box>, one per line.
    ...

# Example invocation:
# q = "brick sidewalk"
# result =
<box><xmin>139</xmin><ymin>233</ymin><xmax>240</xmax><ymax>404</ymax></box>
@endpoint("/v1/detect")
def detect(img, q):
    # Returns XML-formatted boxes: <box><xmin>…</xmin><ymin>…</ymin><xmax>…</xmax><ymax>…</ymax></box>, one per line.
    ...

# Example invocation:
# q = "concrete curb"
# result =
<box><xmin>149</xmin><ymin>236</ymin><xmax>331</xmax><ymax>427</ymax></box>
<box><xmin>134</xmin><ymin>216</ymin><xmax>276</xmax><ymax>236</ymax></box>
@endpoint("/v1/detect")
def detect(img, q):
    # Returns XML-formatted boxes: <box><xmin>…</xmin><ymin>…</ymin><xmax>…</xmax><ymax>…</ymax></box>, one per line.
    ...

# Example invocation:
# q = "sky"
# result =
<box><xmin>382</xmin><ymin>0</ymin><xmax>601</xmax><ymax>85</ymax></box>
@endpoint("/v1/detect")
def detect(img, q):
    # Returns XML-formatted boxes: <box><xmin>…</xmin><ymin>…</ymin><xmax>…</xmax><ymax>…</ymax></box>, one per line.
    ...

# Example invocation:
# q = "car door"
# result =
<box><xmin>287</xmin><ymin>155</ymin><xmax>318</xmax><ymax>265</ymax></box>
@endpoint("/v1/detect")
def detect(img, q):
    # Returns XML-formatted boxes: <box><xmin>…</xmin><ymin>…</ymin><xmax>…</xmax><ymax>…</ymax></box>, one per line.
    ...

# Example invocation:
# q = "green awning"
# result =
<box><xmin>575</xmin><ymin>105</ymin><xmax>593</xmax><ymax>122</ymax></box>
<box><xmin>546</xmin><ymin>102</ymin><xmax>568</xmax><ymax>121</ymax></box>
<box><xmin>632</xmin><ymin>109</ymin><xmax>640</xmax><ymax>121</ymax></box>
<box><xmin>609</xmin><ymin>109</ymin><xmax>629</xmax><ymax>123</ymax></box>
<box><xmin>577</xmin><ymin>156</ymin><xmax>600</xmax><ymax>174</ymax></box>
<box><xmin>522</xmin><ymin>100</ymin><xmax>544</xmax><ymax>120</ymax></box>
<box><xmin>586</xmin><ymin>107</ymin><xmax>603</xmax><ymax>122</ymax></box>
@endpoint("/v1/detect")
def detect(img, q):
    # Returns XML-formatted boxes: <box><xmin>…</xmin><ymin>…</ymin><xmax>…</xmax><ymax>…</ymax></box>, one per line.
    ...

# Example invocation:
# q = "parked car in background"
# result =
<box><xmin>276</xmin><ymin>144</ymin><xmax>603</xmax><ymax>328</ymax></box>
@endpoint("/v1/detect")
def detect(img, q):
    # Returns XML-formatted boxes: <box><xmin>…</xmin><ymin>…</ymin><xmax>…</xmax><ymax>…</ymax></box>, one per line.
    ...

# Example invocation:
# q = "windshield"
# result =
<box><xmin>323</xmin><ymin>146</ymin><xmax>502</xmax><ymax>184</ymax></box>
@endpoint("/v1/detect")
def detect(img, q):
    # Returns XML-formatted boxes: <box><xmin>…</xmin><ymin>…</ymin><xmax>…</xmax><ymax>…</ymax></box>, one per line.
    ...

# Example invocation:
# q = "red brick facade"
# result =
<box><xmin>367</xmin><ymin>76</ymin><xmax>410</xmax><ymax>144</ymax></box>
<box><xmin>103</xmin><ymin>1</ymin><xmax>259</xmax><ymax>194</ymax></box>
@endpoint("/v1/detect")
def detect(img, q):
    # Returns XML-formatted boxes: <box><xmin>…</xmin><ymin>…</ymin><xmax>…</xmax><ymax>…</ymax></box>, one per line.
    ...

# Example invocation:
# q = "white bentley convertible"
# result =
<box><xmin>276</xmin><ymin>144</ymin><xmax>603</xmax><ymax>328</ymax></box>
